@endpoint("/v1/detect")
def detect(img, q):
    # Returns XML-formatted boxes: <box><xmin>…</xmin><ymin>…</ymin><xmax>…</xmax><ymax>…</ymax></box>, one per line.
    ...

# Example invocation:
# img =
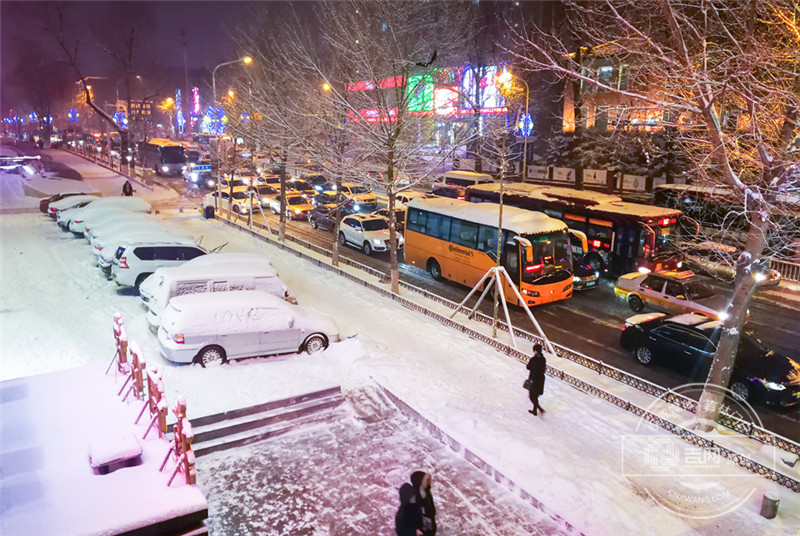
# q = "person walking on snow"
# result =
<box><xmin>411</xmin><ymin>471</ymin><xmax>436</xmax><ymax>536</ymax></box>
<box><xmin>122</xmin><ymin>180</ymin><xmax>133</xmax><ymax>196</ymax></box>
<box><xmin>526</xmin><ymin>343</ymin><xmax>546</xmax><ymax>415</ymax></box>
<box><xmin>395</xmin><ymin>482</ymin><xmax>421</xmax><ymax>536</ymax></box>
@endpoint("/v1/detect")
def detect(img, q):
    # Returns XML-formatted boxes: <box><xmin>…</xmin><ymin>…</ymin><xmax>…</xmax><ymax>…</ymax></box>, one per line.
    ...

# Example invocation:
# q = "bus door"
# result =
<box><xmin>612</xmin><ymin>227</ymin><xmax>637</xmax><ymax>274</ymax></box>
<box><xmin>501</xmin><ymin>232</ymin><xmax>521</xmax><ymax>291</ymax></box>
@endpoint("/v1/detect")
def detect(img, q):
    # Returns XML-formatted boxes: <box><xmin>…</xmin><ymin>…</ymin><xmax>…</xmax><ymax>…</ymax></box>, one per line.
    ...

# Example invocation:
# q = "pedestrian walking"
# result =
<box><xmin>395</xmin><ymin>482</ymin><xmax>421</xmax><ymax>536</ymax></box>
<box><xmin>411</xmin><ymin>471</ymin><xmax>436</xmax><ymax>536</ymax></box>
<box><xmin>526</xmin><ymin>343</ymin><xmax>546</xmax><ymax>415</ymax></box>
<box><xmin>122</xmin><ymin>180</ymin><xmax>134</xmax><ymax>196</ymax></box>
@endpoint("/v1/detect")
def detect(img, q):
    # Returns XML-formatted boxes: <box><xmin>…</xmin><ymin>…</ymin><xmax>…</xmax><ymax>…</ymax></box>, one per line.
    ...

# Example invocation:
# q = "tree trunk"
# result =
<box><xmin>278</xmin><ymin>151</ymin><xmax>287</xmax><ymax>242</ymax></box>
<box><xmin>695</xmin><ymin>198</ymin><xmax>768</xmax><ymax>429</ymax></box>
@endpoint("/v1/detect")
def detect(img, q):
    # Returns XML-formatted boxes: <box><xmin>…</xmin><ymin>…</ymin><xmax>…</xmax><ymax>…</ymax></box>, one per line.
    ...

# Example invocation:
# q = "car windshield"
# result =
<box><xmin>231</xmin><ymin>192</ymin><xmax>251</xmax><ymax>200</ymax></box>
<box><xmin>287</xmin><ymin>196</ymin><xmax>306</xmax><ymax>206</ymax></box>
<box><xmin>256</xmin><ymin>186</ymin><xmax>277</xmax><ymax>195</ymax></box>
<box><xmin>684</xmin><ymin>280</ymin><xmax>715</xmax><ymax>300</ymax></box>
<box><xmin>290</xmin><ymin>180</ymin><xmax>313</xmax><ymax>190</ymax></box>
<box><xmin>349</xmin><ymin>185</ymin><xmax>369</xmax><ymax>194</ymax></box>
<box><xmin>225</xmin><ymin>179</ymin><xmax>248</xmax><ymax>188</ymax></box>
<box><xmin>362</xmin><ymin>219</ymin><xmax>389</xmax><ymax>231</ymax></box>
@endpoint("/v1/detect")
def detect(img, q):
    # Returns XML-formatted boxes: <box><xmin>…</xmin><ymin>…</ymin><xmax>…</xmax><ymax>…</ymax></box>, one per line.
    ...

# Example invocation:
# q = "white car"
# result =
<box><xmin>57</xmin><ymin>197</ymin><xmax>151</xmax><ymax>230</ymax></box>
<box><xmin>97</xmin><ymin>230</ymin><xmax>193</xmax><ymax>274</ymax></box>
<box><xmin>88</xmin><ymin>216</ymin><xmax>165</xmax><ymax>248</ymax></box>
<box><xmin>111</xmin><ymin>239</ymin><xmax>207</xmax><ymax>288</ymax></box>
<box><xmin>158</xmin><ymin>290</ymin><xmax>340</xmax><ymax>365</ymax></box>
<box><xmin>338</xmin><ymin>214</ymin><xmax>404</xmax><ymax>255</ymax></box>
<box><xmin>69</xmin><ymin>201</ymin><xmax>152</xmax><ymax>235</ymax></box>
<box><xmin>47</xmin><ymin>195</ymin><xmax>100</xmax><ymax>219</ymax></box>
<box><xmin>201</xmin><ymin>188</ymin><xmax>261</xmax><ymax>218</ymax></box>
<box><xmin>393</xmin><ymin>191</ymin><xmax>429</xmax><ymax>209</ymax></box>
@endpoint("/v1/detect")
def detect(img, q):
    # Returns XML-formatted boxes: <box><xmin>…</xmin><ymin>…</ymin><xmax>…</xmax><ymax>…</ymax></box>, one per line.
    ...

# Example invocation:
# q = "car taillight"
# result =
<box><xmin>85</xmin><ymin>227</ymin><xmax>91</xmax><ymax>233</ymax></box>
<box><xmin>457</xmin><ymin>196</ymin><xmax>465</xmax><ymax>200</ymax></box>
<box><xmin>74</xmin><ymin>220</ymin><xmax>83</xmax><ymax>224</ymax></box>
<box><xmin>119</xmin><ymin>256</ymin><xmax>128</xmax><ymax>268</ymax></box>
<box><xmin>97</xmin><ymin>245</ymin><xmax>103</xmax><ymax>251</ymax></box>
<box><xmin>172</xmin><ymin>333</ymin><xmax>184</xmax><ymax>344</ymax></box>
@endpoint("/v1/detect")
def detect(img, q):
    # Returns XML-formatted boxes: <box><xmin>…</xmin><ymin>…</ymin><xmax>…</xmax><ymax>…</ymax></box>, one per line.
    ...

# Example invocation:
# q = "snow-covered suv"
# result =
<box><xmin>111</xmin><ymin>240</ymin><xmax>207</xmax><ymax>288</ymax></box>
<box><xmin>338</xmin><ymin>214</ymin><xmax>404</xmax><ymax>255</ymax></box>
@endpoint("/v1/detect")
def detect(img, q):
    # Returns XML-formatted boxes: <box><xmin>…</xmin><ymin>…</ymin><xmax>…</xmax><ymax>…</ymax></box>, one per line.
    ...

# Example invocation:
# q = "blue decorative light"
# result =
<box><xmin>241</xmin><ymin>112</ymin><xmax>249</xmax><ymax>123</ymax></box>
<box><xmin>176</xmin><ymin>109</ymin><xmax>186</xmax><ymax>134</ymax></box>
<box><xmin>113</xmin><ymin>111</ymin><xmax>128</xmax><ymax>129</ymax></box>
<box><xmin>518</xmin><ymin>113</ymin><xmax>533</xmax><ymax>137</ymax></box>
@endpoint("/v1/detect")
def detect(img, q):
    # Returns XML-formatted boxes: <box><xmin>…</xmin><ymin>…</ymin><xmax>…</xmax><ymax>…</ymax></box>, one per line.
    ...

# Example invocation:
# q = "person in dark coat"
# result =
<box><xmin>395</xmin><ymin>482</ymin><xmax>421</xmax><ymax>536</ymax></box>
<box><xmin>526</xmin><ymin>343</ymin><xmax>546</xmax><ymax>415</ymax></box>
<box><xmin>411</xmin><ymin>471</ymin><xmax>436</xmax><ymax>536</ymax></box>
<box><xmin>122</xmin><ymin>180</ymin><xmax>133</xmax><ymax>196</ymax></box>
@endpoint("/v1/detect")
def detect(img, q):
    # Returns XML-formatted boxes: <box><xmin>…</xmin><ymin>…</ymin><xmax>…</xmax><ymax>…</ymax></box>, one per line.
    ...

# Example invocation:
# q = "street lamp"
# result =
<box><xmin>211</xmin><ymin>56</ymin><xmax>253</xmax><ymax>213</ymax></box>
<box><xmin>497</xmin><ymin>70</ymin><xmax>530</xmax><ymax>181</ymax></box>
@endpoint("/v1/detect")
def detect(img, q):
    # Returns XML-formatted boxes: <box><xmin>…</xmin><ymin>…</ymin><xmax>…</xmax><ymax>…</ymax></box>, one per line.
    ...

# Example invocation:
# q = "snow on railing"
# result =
<box><xmin>220</xmin><ymin>216</ymin><xmax>800</xmax><ymax>493</ymax></box>
<box><xmin>160</xmin><ymin>396</ymin><xmax>197</xmax><ymax>486</ymax></box>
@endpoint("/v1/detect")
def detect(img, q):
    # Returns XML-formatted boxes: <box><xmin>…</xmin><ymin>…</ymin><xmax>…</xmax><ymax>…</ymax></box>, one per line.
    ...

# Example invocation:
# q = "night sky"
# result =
<box><xmin>1</xmin><ymin>1</ymin><xmax>284</xmax><ymax>115</ymax></box>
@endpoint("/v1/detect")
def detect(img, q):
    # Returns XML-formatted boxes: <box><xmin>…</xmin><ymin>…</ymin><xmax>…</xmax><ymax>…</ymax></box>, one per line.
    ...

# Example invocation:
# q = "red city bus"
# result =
<box><xmin>466</xmin><ymin>183</ymin><xmax>685</xmax><ymax>276</ymax></box>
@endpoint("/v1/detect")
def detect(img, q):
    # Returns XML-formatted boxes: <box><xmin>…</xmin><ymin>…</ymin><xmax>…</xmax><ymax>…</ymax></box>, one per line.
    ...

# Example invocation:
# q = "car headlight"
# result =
<box><xmin>161</xmin><ymin>165</ymin><xmax>169</xmax><ymax>173</ymax></box>
<box><xmin>677</xmin><ymin>261</ymin><xmax>683</xmax><ymax>268</ymax></box>
<box><xmin>207</xmin><ymin>180</ymin><xmax>215</xmax><ymax>186</ymax></box>
<box><xmin>762</xmin><ymin>380</ymin><xmax>786</xmax><ymax>391</ymax></box>
<box><xmin>372</xmin><ymin>238</ymin><xmax>383</xmax><ymax>245</ymax></box>
<box><xmin>353</xmin><ymin>204</ymin><xmax>361</xmax><ymax>212</ymax></box>
<box><xmin>638</xmin><ymin>267</ymin><xmax>651</xmax><ymax>274</ymax></box>
<box><xmin>294</xmin><ymin>209</ymin><xmax>302</xmax><ymax>214</ymax></box>
<box><xmin>718</xmin><ymin>311</ymin><xmax>729</xmax><ymax>321</ymax></box>
<box><xmin>753</xmin><ymin>272</ymin><xmax>766</xmax><ymax>282</ymax></box>
<box><xmin>594</xmin><ymin>271</ymin><xmax>600</xmax><ymax>278</ymax></box>
<box><xmin>573</xmin><ymin>276</ymin><xmax>580</xmax><ymax>283</ymax></box>
<box><xmin>191</xmin><ymin>172</ymin><xmax>199</xmax><ymax>181</ymax></box>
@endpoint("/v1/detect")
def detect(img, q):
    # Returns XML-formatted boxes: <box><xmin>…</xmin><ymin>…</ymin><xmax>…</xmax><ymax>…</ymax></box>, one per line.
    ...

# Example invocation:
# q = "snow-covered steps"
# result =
<box><xmin>185</xmin><ymin>387</ymin><xmax>346</xmax><ymax>457</ymax></box>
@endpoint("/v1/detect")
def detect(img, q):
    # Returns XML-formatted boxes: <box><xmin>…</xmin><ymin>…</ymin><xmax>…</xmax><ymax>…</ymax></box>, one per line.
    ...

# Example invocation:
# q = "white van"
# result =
<box><xmin>140</xmin><ymin>255</ymin><xmax>295</xmax><ymax>327</ymax></box>
<box><xmin>157</xmin><ymin>290</ymin><xmax>340</xmax><ymax>365</ymax></box>
<box><xmin>434</xmin><ymin>170</ymin><xmax>495</xmax><ymax>189</ymax></box>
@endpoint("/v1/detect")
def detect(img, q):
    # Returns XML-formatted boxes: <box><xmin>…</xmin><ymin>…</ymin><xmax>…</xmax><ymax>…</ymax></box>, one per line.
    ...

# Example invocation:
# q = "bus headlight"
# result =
<box><xmin>522</xmin><ymin>290</ymin><xmax>540</xmax><ymax>297</ymax></box>
<box><xmin>161</xmin><ymin>165</ymin><xmax>169</xmax><ymax>173</ymax></box>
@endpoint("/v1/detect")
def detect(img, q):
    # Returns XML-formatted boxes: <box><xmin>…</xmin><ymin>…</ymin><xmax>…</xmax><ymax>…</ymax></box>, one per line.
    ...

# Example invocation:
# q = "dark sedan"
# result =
<box><xmin>39</xmin><ymin>192</ymin><xmax>90</xmax><ymax>214</ymax></box>
<box><xmin>309</xmin><ymin>204</ymin><xmax>337</xmax><ymax>231</ymax></box>
<box><xmin>620</xmin><ymin>312</ymin><xmax>800</xmax><ymax>407</ymax></box>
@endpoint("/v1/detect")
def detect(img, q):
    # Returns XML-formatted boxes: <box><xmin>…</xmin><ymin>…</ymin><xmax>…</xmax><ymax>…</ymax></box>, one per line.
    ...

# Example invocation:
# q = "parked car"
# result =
<box><xmin>309</xmin><ymin>204</ymin><xmax>337</xmax><ymax>231</ymax></box>
<box><xmin>47</xmin><ymin>195</ymin><xmax>102</xmax><ymax>219</ymax></box>
<box><xmin>39</xmin><ymin>192</ymin><xmax>91</xmax><ymax>214</ymax></box>
<box><xmin>620</xmin><ymin>312</ymin><xmax>800</xmax><ymax>406</ymax></box>
<box><xmin>338</xmin><ymin>183</ymin><xmax>378</xmax><ymax>213</ymax></box>
<box><xmin>140</xmin><ymin>255</ymin><xmax>293</xmax><ymax>327</ymax></box>
<box><xmin>286</xmin><ymin>178</ymin><xmax>316</xmax><ymax>197</ymax></box>
<box><xmin>681</xmin><ymin>241</ymin><xmax>781</xmax><ymax>288</ymax></box>
<box><xmin>157</xmin><ymin>290</ymin><xmax>341</xmax><ymax>365</ymax></box>
<box><xmin>572</xmin><ymin>262</ymin><xmax>600</xmax><ymax>290</ymax></box>
<box><xmin>111</xmin><ymin>240</ymin><xmax>207</xmax><ymax>288</ymax></box>
<box><xmin>373</xmin><ymin>207</ymin><xmax>406</xmax><ymax>232</ymax></box>
<box><xmin>614</xmin><ymin>270</ymin><xmax>731</xmax><ymax>320</ymax></box>
<box><xmin>97</xmin><ymin>230</ymin><xmax>193</xmax><ymax>275</ymax></box>
<box><xmin>92</xmin><ymin>223</ymin><xmax>175</xmax><ymax>260</ymax></box>
<box><xmin>66</xmin><ymin>198</ymin><xmax>152</xmax><ymax>234</ymax></box>
<box><xmin>202</xmin><ymin>188</ymin><xmax>261</xmax><ymax>218</ymax></box>
<box><xmin>269</xmin><ymin>193</ymin><xmax>314</xmax><ymax>219</ymax></box>
<box><xmin>250</xmin><ymin>185</ymin><xmax>279</xmax><ymax>208</ymax></box>
<box><xmin>87</xmin><ymin>214</ymin><xmax>163</xmax><ymax>246</ymax></box>
<box><xmin>338</xmin><ymin>214</ymin><xmax>404</xmax><ymax>255</ymax></box>
<box><xmin>430</xmin><ymin>184</ymin><xmax>466</xmax><ymax>200</ymax></box>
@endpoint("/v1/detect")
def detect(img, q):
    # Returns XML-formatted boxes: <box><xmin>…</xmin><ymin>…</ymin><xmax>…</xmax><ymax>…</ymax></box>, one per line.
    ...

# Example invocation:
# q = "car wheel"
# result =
<box><xmin>428</xmin><ymin>259</ymin><xmax>443</xmax><ymax>281</ymax></box>
<box><xmin>339</xmin><ymin>232</ymin><xmax>346</xmax><ymax>246</ymax></box>
<box><xmin>232</xmin><ymin>205</ymin><xmax>240</xmax><ymax>215</ymax></box>
<box><xmin>195</xmin><ymin>345</ymin><xmax>226</xmax><ymax>367</ymax></box>
<box><xmin>310</xmin><ymin>217</ymin><xmax>317</xmax><ymax>229</ymax></box>
<box><xmin>730</xmin><ymin>381</ymin><xmax>750</xmax><ymax>402</ymax></box>
<box><xmin>363</xmin><ymin>241</ymin><xmax>372</xmax><ymax>255</ymax></box>
<box><xmin>628</xmin><ymin>294</ymin><xmax>644</xmax><ymax>312</ymax></box>
<box><xmin>135</xmin><ymin>272</ymin><xmax>152</xmax><ymax>290</ymax></box>
<box><xmin>203</xmin><ymin>206</ymin><xmax>215</xmax><ymax>219</ymax></box>
<box><xmin>303</xmin><ymin>334</ymin><xmax>328</xmax><ymax>354</ymax></box>
<box><xmin>635</xmin><ymin>346</ymin><xmax>654</xmax><ymax>366</ymax></box>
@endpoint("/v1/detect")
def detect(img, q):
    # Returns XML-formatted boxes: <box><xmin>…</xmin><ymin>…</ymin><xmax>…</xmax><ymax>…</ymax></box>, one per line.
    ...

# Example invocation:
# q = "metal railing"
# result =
<box><xmin>218</xmin><ymin>215</ymin><xmax>800</xmax><ymax>492</ymax></box>
<box><xmin>770</xmin><ymin>258</ymin><xmax>800</xmax><ymax>282</ymax></box>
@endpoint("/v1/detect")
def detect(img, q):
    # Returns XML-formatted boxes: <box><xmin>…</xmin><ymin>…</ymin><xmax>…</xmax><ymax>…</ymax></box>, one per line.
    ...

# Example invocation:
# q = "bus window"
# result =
<box><xmin>477</xmin><ymin>225</ymin><xmax>498</xmax><ymax>256</ymax></box>
<box><xmin>451</xmin><ymin>219</ymin><xmax>478</xmax><ymax>249</ymax></box>
<box><xmin>428</xmin><ymin>213</ymin><xmax>451</xmax><ymax>241</ymax></box>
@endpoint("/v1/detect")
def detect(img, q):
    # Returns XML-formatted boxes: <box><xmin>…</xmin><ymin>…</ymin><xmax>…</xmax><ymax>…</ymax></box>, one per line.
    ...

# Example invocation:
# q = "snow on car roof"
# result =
<box><xmin>181</xmin><ymin>252</ymin><xmax>274</xmax><ymax>268</ymax></box>
<box><xmin>470</xmin><ymin>183</ymin><xmax>682</xmax><ymax>220</ymax></box>
<box><xmin>170</xmin><ymin>289</ymin><xmax>287</xmax><ymax>311</ymax></box>
<box><xmin>407</xmin><ymin>196</ymin><xmax>567</xmax><ymax>235</ymax></box>
<box><xmin>155</xmin><ymin>262</ymin><xmax>279</xmax><ymax>280</ymax></box>
<box><xmin>666</xmin><ymin>313</ymin><xmax>710</xmax><ymax>326</ymax></box>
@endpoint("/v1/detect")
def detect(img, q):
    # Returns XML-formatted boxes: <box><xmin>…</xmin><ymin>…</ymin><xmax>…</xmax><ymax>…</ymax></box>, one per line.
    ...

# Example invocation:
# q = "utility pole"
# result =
<box><xmin>182</xmin><ymin>28</ymin><xmax>190</xmax><ymax>138</ymax></box>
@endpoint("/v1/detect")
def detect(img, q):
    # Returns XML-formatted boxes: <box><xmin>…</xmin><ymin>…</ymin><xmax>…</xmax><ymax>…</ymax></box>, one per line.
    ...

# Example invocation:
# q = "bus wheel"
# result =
<box><xmin>628</xmin><ymin>294</ymin><xmax>644</xmax><ymax>312</ymax></box>
<box><xmin>428</xmin><ymin>259</ymin><xmax>443</xmax><ymax>281</ymax></box>
<box><xmin>586</xmin><ymin>253</ymin><xmax>604</xmax><ymax>274</ymax></box>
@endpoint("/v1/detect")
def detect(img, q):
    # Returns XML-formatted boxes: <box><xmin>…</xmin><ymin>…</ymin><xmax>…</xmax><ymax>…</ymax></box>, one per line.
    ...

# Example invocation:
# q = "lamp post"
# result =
<box><xmin>211</xmin><ymin>56</ymin><xmax>252</xmax><ymax>213</ymax></box>
<box><xmin>497</xmin><ymin>70</ymin><xmax>530</xmax><ymax>181</ymax></box>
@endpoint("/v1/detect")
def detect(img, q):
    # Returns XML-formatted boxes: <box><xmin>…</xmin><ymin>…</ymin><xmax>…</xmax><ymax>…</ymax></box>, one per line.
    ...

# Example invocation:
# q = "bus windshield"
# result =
<box><xmin>653</xmin><ymin>225</ymin><xmax>675</xmax><ymax>253</ymax></box>
<box><xmin>160</xmin><ymin>146</ymin><xmax>186</xmax><ymax>164</ymax></box>
<box><xmin>521</xmin><ymin>233</ymin><xmax>573</xmax><ymax>284</ymax></box>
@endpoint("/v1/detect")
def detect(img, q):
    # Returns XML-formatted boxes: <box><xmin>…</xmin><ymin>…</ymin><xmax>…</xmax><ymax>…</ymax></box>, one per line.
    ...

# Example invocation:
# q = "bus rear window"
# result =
<box><xmin>161</xmin><ymin>146</ymin><xmax>186</xmax><ymax>164</ymax></box>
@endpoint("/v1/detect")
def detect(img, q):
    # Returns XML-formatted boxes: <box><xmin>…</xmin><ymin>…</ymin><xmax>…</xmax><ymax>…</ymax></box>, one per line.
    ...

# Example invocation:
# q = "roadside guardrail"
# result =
<box><xmin>770</xmin><ymin>258</ymin><xmax>800</xmax><ymax>282</ymax></box>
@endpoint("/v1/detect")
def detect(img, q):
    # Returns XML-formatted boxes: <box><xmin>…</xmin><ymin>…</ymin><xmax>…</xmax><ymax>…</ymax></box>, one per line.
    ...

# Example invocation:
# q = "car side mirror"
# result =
<box><xmin>677</xmin><ymin>295</ymin><xmax>686</xmax><ymax>300</ymax></box>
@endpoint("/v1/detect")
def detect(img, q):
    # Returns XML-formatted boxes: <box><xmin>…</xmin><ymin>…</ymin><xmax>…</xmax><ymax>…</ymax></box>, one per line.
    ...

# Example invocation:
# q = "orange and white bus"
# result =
<box><xmin>404</xmin><ymin>197</ymin><xmax>574</xmax><ymax>307</ymax></box>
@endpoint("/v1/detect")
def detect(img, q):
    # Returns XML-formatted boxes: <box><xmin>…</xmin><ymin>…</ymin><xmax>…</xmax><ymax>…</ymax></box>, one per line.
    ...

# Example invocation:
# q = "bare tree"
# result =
<box><xmin>512</xmin><ymin>0</ymin><xmax>800</xmax><ymax>427</ymax></box>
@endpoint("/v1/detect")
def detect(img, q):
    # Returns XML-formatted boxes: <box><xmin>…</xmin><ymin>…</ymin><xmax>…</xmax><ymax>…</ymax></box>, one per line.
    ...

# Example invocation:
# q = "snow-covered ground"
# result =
<box><xmin>2</xmin><ymin>149</ymin><xmax>799</xmax><ymax>535</ymax></box>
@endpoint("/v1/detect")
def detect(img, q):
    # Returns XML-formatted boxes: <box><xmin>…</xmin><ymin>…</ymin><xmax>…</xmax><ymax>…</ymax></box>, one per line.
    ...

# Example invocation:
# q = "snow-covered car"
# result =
<box><xmin>681</xmin><ymin>241</ymin><xmax>781</xmax><ymax>288</ymax></box>
<box><xmin>338</xmin><ymin>183</ymin><xmax>378</xmax><ymax>213</ymax></box>
<box><xmin>140</xmin><ymin>254</ymin><xmax>292</xmax><ymax>327</ymax></box>
<box><xmin>338</xmin><ymin>214</ymin><xmax>404</xmax><ymax>255</ymax></box>
<box><xmin>88</xmin><ymin>215</ymin><xmax>164</xmax><ymax>247</ymax></box>
<box><xmin>393</xmin><ymin>191</ymin><xmax>429</xmax><ymax>209</ymax></box>
<box><xmin>201</xmin><ymin>188</ymin><xmax>261</xmax><ymax>218</ymax></box>
<box><xmin>614</xmin><ymin>270</ymin><xmax>731</xmax><ymax>320</ymax></box>
<box><xmin>269</xmin><ymin>193</ymin><xmax>314</xmax><ymax>220</ymax></box>
<box><xmin>67</xmin><ymin>199</ymin><xmax>152</xmax><ymax>234</ymax></box>
<box><xmin>39</xmin><ymin>192</ymin><xmax>92</xmax><ymax>214</ymax></box>
<box><xmin>57</xmin><ymin>197</ymin><xmax>151</xmax><ymax>230</ymax></box>
<box><xmin>157</xmin><ymin>290</ymin><xmax>340</xmax><ymax>365</ymax></box>
<box><xmin>111</xmin><ymin>239</ymin><xmax>207</xmax><ymax>288</ymax></box>
<box><xmin>47</xmin><ymin>194</ymin><xmax>101</xmax><ymax>219</ymax></box>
